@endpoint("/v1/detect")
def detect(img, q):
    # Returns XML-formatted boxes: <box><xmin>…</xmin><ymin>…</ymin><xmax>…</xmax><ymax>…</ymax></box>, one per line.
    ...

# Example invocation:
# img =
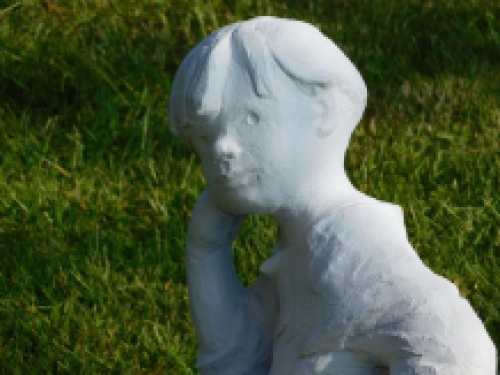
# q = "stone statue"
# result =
<box><xmin>169</xmin><ymin>16</ymin><xmax>497</xmax><ymax>375</ymax></box>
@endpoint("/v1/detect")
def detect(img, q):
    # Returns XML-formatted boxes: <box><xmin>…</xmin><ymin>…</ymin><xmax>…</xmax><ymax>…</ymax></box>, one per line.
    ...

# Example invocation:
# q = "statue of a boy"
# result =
<box><xmin>169</xmin><ymin>16</ymin><xmax>497</xmax><ymax>375</ymax></box>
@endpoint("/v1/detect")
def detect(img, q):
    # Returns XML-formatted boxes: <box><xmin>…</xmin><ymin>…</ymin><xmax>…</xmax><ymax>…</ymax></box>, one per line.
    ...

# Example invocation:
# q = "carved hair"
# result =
<box><xmin>169</xmin><ymin>16</ymin><xmax>367</xmax><ymax>144</ymax></box>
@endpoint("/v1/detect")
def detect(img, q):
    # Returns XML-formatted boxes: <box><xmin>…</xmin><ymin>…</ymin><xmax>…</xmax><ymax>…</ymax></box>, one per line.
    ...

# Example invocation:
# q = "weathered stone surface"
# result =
<box><xmin>169</xmin><ymin>16</ymin><xmax>497</xmax><ymax>375</ymax></box>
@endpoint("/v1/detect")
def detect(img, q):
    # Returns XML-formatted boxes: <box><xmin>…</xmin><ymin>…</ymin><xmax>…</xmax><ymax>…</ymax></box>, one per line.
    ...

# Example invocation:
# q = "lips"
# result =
<box><xmin>211</xmin><ymin>170</ymin><xmax>259</xmax><ymax>188</ymax></box>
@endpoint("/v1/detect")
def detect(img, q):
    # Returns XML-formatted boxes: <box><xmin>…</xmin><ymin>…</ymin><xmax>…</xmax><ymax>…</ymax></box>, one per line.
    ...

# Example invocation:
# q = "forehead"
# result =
<box><xmin>188</xmin><ymin>69</ymin><xmax>257</xmax><ymax>131</ymax></box>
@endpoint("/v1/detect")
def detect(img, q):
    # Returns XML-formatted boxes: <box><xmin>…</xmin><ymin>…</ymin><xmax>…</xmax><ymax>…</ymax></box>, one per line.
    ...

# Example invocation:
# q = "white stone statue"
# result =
<box><xmin>169</xmin><ymin>16</ymin><xmax>497</xmax><ymax>375</ymax></box>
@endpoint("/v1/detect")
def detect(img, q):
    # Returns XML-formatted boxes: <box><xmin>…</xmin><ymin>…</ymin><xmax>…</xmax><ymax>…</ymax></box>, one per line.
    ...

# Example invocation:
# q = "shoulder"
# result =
<box><xmin>308</xmin><ymin>198</ymin><xmax>411</xmax><ymax>254</ymax></box>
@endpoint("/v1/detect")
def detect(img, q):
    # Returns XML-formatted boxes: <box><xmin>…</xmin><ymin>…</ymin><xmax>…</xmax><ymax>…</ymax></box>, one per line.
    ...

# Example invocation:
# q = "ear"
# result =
<box><xmin>316</xmin><ymin>88</ymin><xmax>359</xmax><ymax>138</ymax></box>
<box><xmin>312</xmin><ymin>100</ymin><xmax>330</xmax><ymax>138</ymax></box>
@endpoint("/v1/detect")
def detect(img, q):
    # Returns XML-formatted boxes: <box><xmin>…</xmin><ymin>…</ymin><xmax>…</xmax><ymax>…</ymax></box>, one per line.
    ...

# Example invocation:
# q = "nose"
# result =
<box><xmin>213</xmin><ymin>135</ymin><xmax>240</xmax><ymax>161</ymax></box>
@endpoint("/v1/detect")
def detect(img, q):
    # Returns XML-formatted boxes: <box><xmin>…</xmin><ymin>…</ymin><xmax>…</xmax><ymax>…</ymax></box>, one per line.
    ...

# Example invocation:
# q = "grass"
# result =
<box><xmin>0</xmin><ymin>0</ymin><xmax>499</xmax><ymax>373</ymax></box>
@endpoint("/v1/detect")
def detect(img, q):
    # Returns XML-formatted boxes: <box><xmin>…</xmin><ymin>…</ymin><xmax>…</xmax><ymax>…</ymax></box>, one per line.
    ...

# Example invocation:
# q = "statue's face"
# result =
<box><xmin>189</xmin><ymin>66</ymin><xmax>319</xmax><ymax>215</ymax></box>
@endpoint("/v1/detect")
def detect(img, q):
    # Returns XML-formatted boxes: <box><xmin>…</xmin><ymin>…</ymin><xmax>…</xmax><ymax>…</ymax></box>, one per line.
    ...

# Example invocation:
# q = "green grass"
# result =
<box><xmin>0</xmin><ymin>0</ymin><xmax>499</xmax><ymax>373</ymax></box>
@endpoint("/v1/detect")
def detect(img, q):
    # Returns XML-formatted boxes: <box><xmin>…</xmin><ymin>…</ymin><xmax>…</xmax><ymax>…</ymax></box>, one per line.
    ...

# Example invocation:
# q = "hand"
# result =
<box><xmin>185</xmin><ymin>188</ymin><xmax>276</xmax><ymax>370</ymax></box>
<box><xmin>185</xmin><ymin>188</ymin><xmax>248</xmax><ymax>352</ymax></box>
<box><xmin>187</xmin><ymin>188</ymin><xmax>247</xmax><ymax>251</ymax></box>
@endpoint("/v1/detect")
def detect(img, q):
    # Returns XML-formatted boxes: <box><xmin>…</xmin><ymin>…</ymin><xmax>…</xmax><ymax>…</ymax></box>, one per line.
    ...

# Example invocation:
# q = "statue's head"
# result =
<box><xmin>169</xmin><ymin>17</ymin><xmax>368</xmax><ymax>214</ymax></box>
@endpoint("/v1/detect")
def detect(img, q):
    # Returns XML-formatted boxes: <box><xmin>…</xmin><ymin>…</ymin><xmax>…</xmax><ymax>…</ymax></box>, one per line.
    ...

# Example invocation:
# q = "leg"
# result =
<box><xmin>294</xmin><ymin>351</ymin><xmax>389</xmax><ymax>375</ymax></box>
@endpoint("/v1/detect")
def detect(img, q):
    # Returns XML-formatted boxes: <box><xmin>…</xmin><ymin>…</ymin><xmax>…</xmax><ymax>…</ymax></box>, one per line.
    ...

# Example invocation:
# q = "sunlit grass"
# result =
<box><xmin>0</xmin><ymin>0</ymin><xmax>499</xmax><ymax>373</ymax></box>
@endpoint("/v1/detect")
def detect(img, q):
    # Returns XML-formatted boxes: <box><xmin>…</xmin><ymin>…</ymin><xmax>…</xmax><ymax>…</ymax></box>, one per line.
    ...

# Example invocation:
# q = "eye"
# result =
<box><xmin>245</xmin><ymin>111</ymin><xmax>259</xmax><ymax>126</ymax></box>
<box><xmin>197</xmin><ymin>134</ymin><xmax>210</xmax><ymax>143</ymax></box>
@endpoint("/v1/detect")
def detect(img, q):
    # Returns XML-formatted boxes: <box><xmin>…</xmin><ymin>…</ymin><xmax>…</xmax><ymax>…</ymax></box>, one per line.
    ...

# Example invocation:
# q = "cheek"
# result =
<box><xmin>200</xmin><ymin>164</ymin><xmax>208</xmax><ymax>181</ymax></box>
<box><xmin>201</xmin><ymin>161</ymin><xmax>217</xmax><ymax>182</ymax></box>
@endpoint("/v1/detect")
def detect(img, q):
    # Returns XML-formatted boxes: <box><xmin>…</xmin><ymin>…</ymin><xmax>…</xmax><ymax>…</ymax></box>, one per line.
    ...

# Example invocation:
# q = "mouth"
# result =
<box><xmin>211</xmin><ymin>170</ymin><xmax>260</xmax><ymax>188</ymax></box>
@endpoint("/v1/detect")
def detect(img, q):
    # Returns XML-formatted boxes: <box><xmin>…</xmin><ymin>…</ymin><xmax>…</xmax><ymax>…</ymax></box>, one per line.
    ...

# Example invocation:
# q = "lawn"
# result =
<box><xmin>0</xmin><ymin>0</ymin><xmax>499</xmax><ymax>373</ymax></box>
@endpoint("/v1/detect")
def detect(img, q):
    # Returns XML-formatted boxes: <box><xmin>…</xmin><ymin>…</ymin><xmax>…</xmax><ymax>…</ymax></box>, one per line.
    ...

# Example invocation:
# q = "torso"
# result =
<box><xmin>261</xmin><ymin>200</ymin><xmax>495</xmax><ymax>374</ymax></box>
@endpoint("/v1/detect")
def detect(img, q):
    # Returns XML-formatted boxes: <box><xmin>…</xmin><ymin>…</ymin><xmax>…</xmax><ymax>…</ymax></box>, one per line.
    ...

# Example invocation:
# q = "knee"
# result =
<box><xmin>389</xmin><ymin>357</ymin><xmax>441</xmax><ymax>375</ymax></box>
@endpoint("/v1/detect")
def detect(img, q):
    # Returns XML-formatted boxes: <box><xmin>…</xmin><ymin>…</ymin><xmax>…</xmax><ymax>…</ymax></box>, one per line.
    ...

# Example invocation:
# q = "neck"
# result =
<box><xmin>270</xmin><ymin>170</ymin><xmax>368</xmax><ymax>248</ymax></box>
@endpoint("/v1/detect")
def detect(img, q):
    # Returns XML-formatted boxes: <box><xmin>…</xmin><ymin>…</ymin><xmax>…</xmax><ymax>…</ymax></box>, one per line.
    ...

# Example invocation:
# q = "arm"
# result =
<box><xmin>186</xmin><ymin>188</ymin><xmax>246</xmax><ymax>357</ymax></box>
<box><xmin>186</xmin><ymin>189</ymin><xmax>277</xmax><ymax>374</ymax></box>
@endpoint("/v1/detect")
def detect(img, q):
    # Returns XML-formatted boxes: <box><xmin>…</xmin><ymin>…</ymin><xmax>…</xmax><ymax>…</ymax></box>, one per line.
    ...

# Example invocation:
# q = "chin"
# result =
<box><xmin>212</xmin><ymin>187</ymin><xmax>271</xmax><ymax>215</ymax></box>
